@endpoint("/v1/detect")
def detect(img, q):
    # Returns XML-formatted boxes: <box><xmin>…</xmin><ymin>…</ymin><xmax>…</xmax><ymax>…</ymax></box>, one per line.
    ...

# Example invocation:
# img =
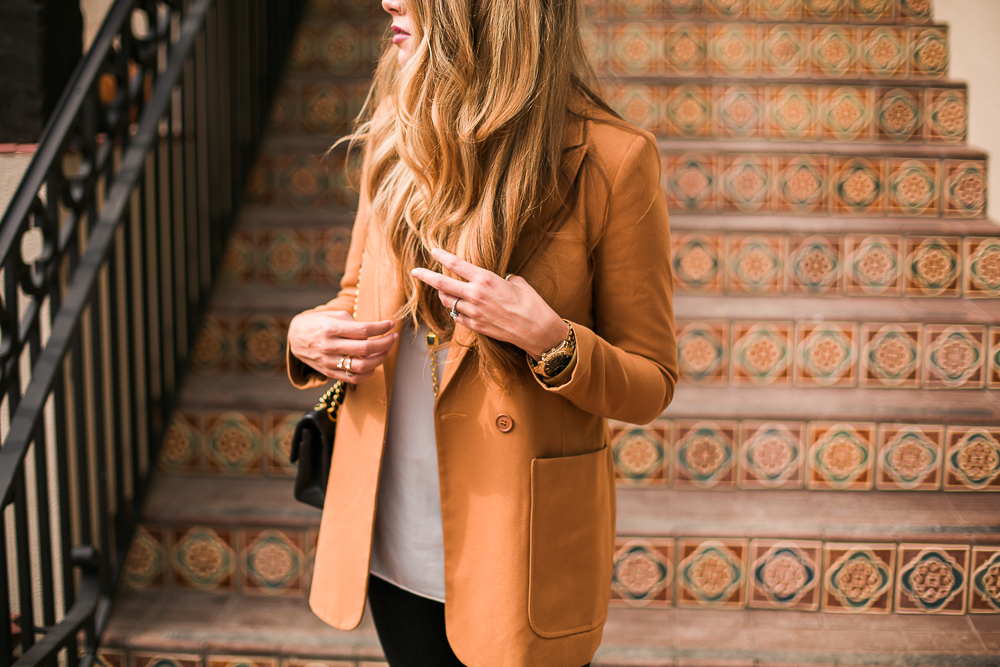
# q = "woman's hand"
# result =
<box><xmin>287</xmin><ymin>310</ymin><xmax>397</xmax><ymax>384</ymax></box>
<box><xmin>411</xmin><ymin>248</ymin><xmax>568</xmax><ymax>360</ymax></box>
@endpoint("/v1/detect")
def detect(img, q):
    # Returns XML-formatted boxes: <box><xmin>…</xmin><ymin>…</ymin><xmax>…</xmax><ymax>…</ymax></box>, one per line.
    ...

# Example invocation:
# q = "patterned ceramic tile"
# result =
<box><xmin>610</xmin><ymin>23</ymin><xmax>661</xmax><ymax>76</ymax></box>
<box><xmin>244</xmin><ymin>155</ymin><xmax>276</xmax><ymax>205</ymax></box>
<box><xmin>860</xmin><ymin>323</ymin><xmax>921</xmax><ymax>388</ymax></box>
<box><xmin>284</xmin><ymin>661</ymin><xmax>353</xmax><ymax>667</ymax></box>
<box><xmin>844</xmin><ymin>234</ymin><xmax>902</xmax><ymax>296</ymax></box>
<box><xmin>720</xmin><ymin>154</ymin><xmax>771</xmax><ymax>213</ymax></box>
<box><xmin>796</xmin><ymin>322</ymin><xmax>858</xmax><ymax>387</ymax></box>
<box><xmin>664</xmin><ymin>22</ymin><xmax>708</xmax><ymax>75</ymax></box>
<box><xmin>773</xmin><ymin>155</ymin><xmax>827</xmax><ymax>214</ymax></box>
<box><xmin>672</xmin><ymin>232</ymin><xmax>724</xmax><ymax>293</ymax></box>
<box><xmin>731</xmin><ymin>322</ymin><xmax>793</xmax><ymax>386</ymax></box>
<box><xmin>677</xmin><ymin>538</ymin><xmax>748</xmax><ymax>609</ymax></box>
<box><xmin>832</xmin><ymin>157</ymin><xmax>885</xmax><ymax>216</ymax></box>
<box><xmin>614</xmin><ymin>0</ymin><xmax>665</xmax><ymax>20</ymax></box>
<box><xmin>612</xmin><ymin>422</ymin><xmax>670</xmax><ymax>487</ymax></box>
<box><xmin>122</xmin><ymin>526</ymin><xmax>168</xmax><ymax>589</ymax></box>
<box><xmin>611</xmin><ymin>83</ymin><xmax>661</xmax><ymax>134</ymax></box>
<box><xmin>611</xmin><ymin>538</ymin><xmax>675</xmax><ymax>608</ymax></box>
<box><xmin>789</xmin><ymin>235</ymin><xmax>842</xmax><ymax>295</ymax></box>
<box><xmin>761</xmin><ymin>25</ymin><xmax>808</xmax><ymax>76</ymax></box>
<box><xmin>905</xmin><ymin>236</ymin><xmax>960</xmax><ymax>297</ymax></box>
<box><xmin>899</xmin><ymin>0</ymin><xmax>933</xmax><ymax>22</ymax></box>
<box><xmin>923</xmin><ymin>325</ymin><xmax>986</xmax><ymax>389</ymax></box>
<box><xmin>706</xmin><ymin>0</ymin><xmax>750</xmax><ymax>19</ymax></box>
<box><xmin>317</xmin><ymin>225</ymin><xmax>353</xmax><ymax>286</ymax></box>
<box><xmin>990</xmin><ymin>328</ymin><xmax>1000</xmax><ymax>388</ymax></box>
<box><xmin>927</xmin><ymin>88</ymin><xmax>968</xmax><ymax>144</ymax></box>
<box><xmin>822</xmin><ymin>544</ymin><xmax>896</xmax><ymax>613</ymax></box>
<box><xmin>260</xmin><ymin>228</ymin><xmax>312</xmax><ymax>286</ymax></box>
<box><xmin>158</xmin><ymin>412</ymin><xmax>203</xmax><ymax>473</ymax></box>
<box><xmin>677</xmin><ymin>321</ymin><xmax>729</xmax><ymax>384</ymax></box>
<box><xmin>171</xmin><ymin>526</ymin><xmax>237</xmax><ymax>591</ymax></box>
<box><xmin>738</xmin><ymin>421</ymin><xmax>805</xmax><ymax>489</ymax></box>
<box><xmin>190</xmin><ymin>316</ymin><xmax>234</xmax><ymax>374</ymax></box>
<box><xmin>767</xmin><ymin>85</ymin><xmax>818</xmax><ymax>140</ymax></box>
<box><xmin>807</xmin><ymin>422</ymin><xmax>875</xmax><ymax>490</ymax></box>
<box><xmin>240</xmin><ymin>529</ymin><xmax>307</xmax><ymax>596</ymax></box>
<box><xmin>944</xmin><ymin>427</ymin><xmax>1000</xmax><ymax>491</ymax></box>
<box><xmin>859</xmin><ymin>27</ymin><xmax>907</xmax><ymax>78</ymax></box>
<box><xmin>727</xmin><ymin>234</ymin><xmax>784</xmax><ymax>294</ymax></box>
<box><xmin>944</xmin><ymin>160</ymin><xmax>988</xmax><ymax>219</ymax></box>
<box><xmin>132</xmin><ymin>653</ymin><xmax>201</xmax><ymax>667</ymax></box>
<box><xmin>239</xmin><ymin>315</ymin><xmax>288</xmax><ymax>375</ymax></box>
<box><xmin>887</xmin><ymin>158</ymin><xmax>940</xmax><ymax>217</ymax></box>
<box><xmin>849</xmin><ymin>0</ymin><xmax>894</xmax><ymax>22</ymax></box>
<box><xmin>969</xmin><ymin>547</ymin><xmax>1000</xmax><ymax>613</ymax></box>
<box><xmin>96</xmin><ymin>649</ymin><xmax>125</xmax><ymax>667</ymax></box>
<box><xmin>896</xmin><ymin>545</ymin><xmax>969</xmax><ymax>614</ymax></box>
<box><xmin>663</xmin><ymin>0</ymin><xmax>702</xmax><ymax>17</ymax></box>
<box><xmin>296</xmin><ymin>81</ymin><xmax>352</xmax><ymax>135</ymax></box>
<box><xmin>715</xmin><ymin>84</ymin><xmax>763</xmax><ymax>139</ymax></box>
<box><xmin>910</xmin><ymin>27</ymin><xmax>949</xmax><ymax>78</ymax></box>
<box><xmin>964</xmin><ymin>237</ymin><xmax>1000</xmax><ymax>298</ymax></box>
<box><xmin>664</xmin><ymin>84</ymin><xmax>713</xmax><ymax>138</ymax></box>
<box><xmin>876</xmin><ymin>88</ymin><xmax>922</xmax><ymax>143</ymax></box>
<box><xmin>205</xmin><ymin>412</ymin><xmax>264</xmax><ymax>476</ymax></box>
<box><xmin>580</xmin><ymin>21</ymin><xmax>608</xmax><ymax>72</ymax></box>
<box><xmin>674</xmin><ymin>420</ymin><xmax>737</xmax><ymax>489</ymax></box>
<box><xmin>207</xmin><ymin>656</ymin><xmax>278</xmax><ymax>667</ymax></box>
<box><xmin>822</xmin><ymin>85</ymin><xmax>873</xmax><ymax>141</ymax></box>
<box><xmin>803</xmin><ymin>0</ymin><xmax>847</xmax><ymax>21</ymax></box>
<box><xmin>710</xmin><ymin>23</ymin><xmax>759</xmax><ymax>77</ymax></box>
<box><xmin>665</xmin><ymin>153</ymin><xmax>717</xmax><ymax>213</ymax></box>
<box><xmin>220</xmin><ymin>231</ymin><xmax>256</xmax><ymax>285</ymax></box>
<box><xmin>876</xmin><ymin>424</ymin><xmax>942</xmax><ymax>490</ymax></box>
<box><xmin>758</xmin><ymin>0</ymin><xmax>803</xmax><ymax>20</ymax></box>
<box><xmin>812</xmin><ymin>26</ymin><xmax>858</xmax><ymax>78</ymax></box>
<box><xmin>749</xmin><ymin>539</ymin><xmax>821</xmax><ymax>610</ymax></box>
<box><xmin>266</xmin><ymin>411</ymin><xmax>299</xmax><ymax>477</ymax></box>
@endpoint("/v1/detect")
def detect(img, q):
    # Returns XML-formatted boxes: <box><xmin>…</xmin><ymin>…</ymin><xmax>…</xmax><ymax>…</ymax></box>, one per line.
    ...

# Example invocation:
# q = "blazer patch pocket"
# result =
<box><xmin>528</xmin><ymin>445</ymin><xmax>614</xmax><ymax>638</ymax></box>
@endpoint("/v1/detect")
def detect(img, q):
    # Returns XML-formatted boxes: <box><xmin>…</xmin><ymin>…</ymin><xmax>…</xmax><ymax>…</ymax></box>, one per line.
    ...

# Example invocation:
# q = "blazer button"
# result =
<box><xmin>496</xmin><ymin>414</ymin><xmax>514</xmax><ymax>432</ymax></box>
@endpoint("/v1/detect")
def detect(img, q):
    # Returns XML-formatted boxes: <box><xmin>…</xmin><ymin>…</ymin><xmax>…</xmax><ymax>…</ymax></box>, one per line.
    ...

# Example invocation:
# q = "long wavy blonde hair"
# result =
<box><xmin>342</xmin><ymin>0</ymin><xmax>614</xmax><ymax>388</ymax></box>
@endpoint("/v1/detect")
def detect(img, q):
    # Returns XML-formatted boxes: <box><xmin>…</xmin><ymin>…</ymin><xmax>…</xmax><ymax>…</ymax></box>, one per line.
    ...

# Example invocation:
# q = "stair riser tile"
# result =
<box><xmin>557</xmin><ymin>0</ymin><xmax>933</xmax><ymax>24</ymax></box>
<box><xmin>219</xmin><ymin>224</ymin><xmax>352</xmax><ymax>288</ymax></box>
<box><xmin>677</xmin><ymin>321</ymin><xmax>996</xmax><ymax>391</ymax></box>
<box><xmin>611</xmin><ymin>420</ymin><xmax>997</xmax><ymax>492</ymax></box>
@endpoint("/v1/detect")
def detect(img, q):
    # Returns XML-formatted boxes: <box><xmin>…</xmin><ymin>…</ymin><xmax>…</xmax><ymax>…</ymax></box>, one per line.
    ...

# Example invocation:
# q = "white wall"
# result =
<box><xmin>934</xmin><ymin>0</ymin><xmax>1000</xmax><ymax>218</ymax></box>
<box><xmin>82</xmin><ymin>0</ymin><xmax>116</xmax><ymax>52</ymax></box>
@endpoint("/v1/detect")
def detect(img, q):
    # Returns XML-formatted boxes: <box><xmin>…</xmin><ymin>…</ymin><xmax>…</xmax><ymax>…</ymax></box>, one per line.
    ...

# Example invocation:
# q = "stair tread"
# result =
<box><xmin>102</xmin><ymin>588</ymin><xmax>1000</xmax><ymax>665</ymax></box>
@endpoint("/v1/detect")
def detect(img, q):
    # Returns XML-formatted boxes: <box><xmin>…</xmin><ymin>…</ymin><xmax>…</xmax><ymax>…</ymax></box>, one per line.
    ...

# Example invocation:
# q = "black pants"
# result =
<box><xmin>367</xmin><ymin>575</ymin><xmax>591</xmax><ymax>667</ymax></box>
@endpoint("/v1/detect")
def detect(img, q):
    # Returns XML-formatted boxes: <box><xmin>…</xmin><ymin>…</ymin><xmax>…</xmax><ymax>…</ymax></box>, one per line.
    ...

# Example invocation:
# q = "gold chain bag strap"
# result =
<box><xmin>289</xmin><ymin>257</ymin><xmax>363</xmax><ymax>509</ymax></box>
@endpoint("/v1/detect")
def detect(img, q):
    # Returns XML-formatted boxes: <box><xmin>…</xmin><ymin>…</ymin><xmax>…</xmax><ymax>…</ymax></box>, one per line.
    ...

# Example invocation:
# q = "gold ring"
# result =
<box><xmin>449</xmin><ymin>297</ymin><xmax>461</xmax><ymax>319</ymax></box>
<box><xmin>504</xmin><ymin>273</ymin><xmax>515</xmax><ymax>281</ymax></box>
<box><xmin>344</xmin><ymin>355</ymin><xmax>353</xmax><ymax>372</ymax></box>
<box><xmin>336</xmin><ymin>355</ymin><xmax>346</xmax><ymax>370</ymax></box>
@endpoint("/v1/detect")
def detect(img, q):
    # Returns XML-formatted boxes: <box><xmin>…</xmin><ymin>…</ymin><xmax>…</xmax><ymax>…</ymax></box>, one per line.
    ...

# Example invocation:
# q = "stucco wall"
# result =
<box><xmin>935</xmin><ymin>0</ymin><xmax>1000</xmax><ymax>218</ymax></box>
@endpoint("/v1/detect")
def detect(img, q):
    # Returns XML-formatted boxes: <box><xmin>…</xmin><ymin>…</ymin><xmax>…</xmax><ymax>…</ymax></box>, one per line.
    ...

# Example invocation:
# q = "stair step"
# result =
<box><xmin>99</xmin><ymin>589</ymin><xmax>1000</xmax><ymax>667</ymax></box>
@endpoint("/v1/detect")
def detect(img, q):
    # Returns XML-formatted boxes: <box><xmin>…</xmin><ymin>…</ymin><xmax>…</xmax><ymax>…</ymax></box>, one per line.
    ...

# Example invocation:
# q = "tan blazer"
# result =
<box><xmin>288</xmin><ymin>100</ymin><xmax>678</xmax><ymax>667</ymax></box>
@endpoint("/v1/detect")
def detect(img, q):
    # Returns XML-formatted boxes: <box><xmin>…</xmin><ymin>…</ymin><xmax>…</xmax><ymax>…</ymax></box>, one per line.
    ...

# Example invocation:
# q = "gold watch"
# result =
<box><xmin>528</xmin><ymin>320</ymin><xmax>577</xmax><ymax>379</ymax></box>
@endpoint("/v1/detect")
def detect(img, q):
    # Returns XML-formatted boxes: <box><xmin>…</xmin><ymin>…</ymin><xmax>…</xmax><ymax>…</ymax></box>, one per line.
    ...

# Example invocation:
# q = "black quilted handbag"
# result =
<box><xmin>289</xmin><ymin>381</ymin><xmax>347</xmax><ymax>509</ymax></box>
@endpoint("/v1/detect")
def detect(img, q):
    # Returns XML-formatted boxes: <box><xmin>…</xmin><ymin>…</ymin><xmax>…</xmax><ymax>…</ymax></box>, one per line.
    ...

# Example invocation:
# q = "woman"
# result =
<box><xmin>286</xmin><ymin>0</ymin><xmax>677</xmax><ymax>665</ymax></box>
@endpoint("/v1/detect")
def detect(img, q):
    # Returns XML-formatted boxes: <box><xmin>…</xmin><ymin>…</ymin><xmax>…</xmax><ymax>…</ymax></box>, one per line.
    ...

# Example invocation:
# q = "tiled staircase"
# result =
<box><xmin>100</xmin><ymin>0</ymin><xmax>1000</xmax><ymax>665</ymax></box>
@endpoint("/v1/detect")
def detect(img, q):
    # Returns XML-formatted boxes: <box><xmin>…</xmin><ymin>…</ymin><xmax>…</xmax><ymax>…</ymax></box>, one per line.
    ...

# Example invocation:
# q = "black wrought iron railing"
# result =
<box><xmin>0</xmin><ymin>0</ymin><xmax>303</xmax><ymax>664</ymax></box>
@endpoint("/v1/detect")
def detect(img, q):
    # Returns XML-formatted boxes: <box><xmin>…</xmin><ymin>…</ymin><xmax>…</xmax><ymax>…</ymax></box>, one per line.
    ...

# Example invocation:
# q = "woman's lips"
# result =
<box><xmin>391</xmin><ymin>26</ymin><xmax>409</xmax><ymax>44</ymax></box>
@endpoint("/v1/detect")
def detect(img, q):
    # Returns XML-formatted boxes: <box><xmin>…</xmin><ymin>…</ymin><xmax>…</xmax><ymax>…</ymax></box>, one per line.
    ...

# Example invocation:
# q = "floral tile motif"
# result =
<box><xmin>244</xmin><ymin>155</ymin><xmax>275</xmax><ymax>205</ymax></box>
<box><xmin>832</xmin><ymin>157</ymin><xmax>884</xmax><ymax>216</ymax></box>
<box><xmin>677</xmin><ymin>321</ymin><xmax>728</xmax><ymax>384</ymax></box>
<box><xmin>580</xmin><ymin>21</ymin><xmax>608</xmax><ymax>72</ymax></box>
<box><xmin>773</xmin><ymin>155</ymin><xmax>827</xmax><ymax>214</ymax></box>
<box><xmin>266</xmin><ymin>411</ymin><xmax>299</xmax><ymax>477</ymax></box>
<box><xmin>860</xmin><ymin>27</ymin><xmax>907</xmax><ymax>78</ymax></box>
<box><xmin>297</xmin><ymin>81</ymin><xmax>351</xmax><ymax>135</ymax></box>
<box><xmin>612</xmin><ymin>422</ymin><xmax>670</xmax><ymax>487</ymax></box>
<box><xmin>609</xmin><ymin>23</ymin><xmax>660</xmax><ymax>76</ymax></box>
<box><xmin>158</xmin><ymin>412</ymin><xmax>203</xmax><ymax>473</ymax></box>
<box><xmin>807</xmin><ymin>422</ymin><xmax>875</xmax><ymax>490</ymax></box>
<box><xmin>803</xmin><ymin>0</ymin><xmax>846</xmax><ymax>22</ymax></box>
<box><xmin>728</xmin><ymin>234</ymin><xmax>784</xmax><ymax>294</ymax></box>
<box><xmin>207</xmin><ymin>656</ymin><xmax>278</xmax><ymax>667</ymax></box>
<box><xmin>710</xmin><ymin>23</ymin><xmax>759</xmax><ymax>77</ymax></box>
<box><xmin>611</xmin><ymin>83</ymin><xmax>660</xmax><ymax>134</ymax></box>
<box><xmin>705</xmin><ymin>0</ymin><xmax>749</xmax><ymax>19</ymax></box>
<box><xmin>239</xmin><ymin>315</ymin><xmax>288</xmax><ymax>375</ymax></box>
<box><xmin>749</xmin><ymin>540</ymin><xmax>821</xmax><ymax>610</ymax></box>
<box><xmin>664</xmin><ymin>0</ymin><xmax>702</xmax><ymax>18</ymax></box>
<box><xmin>822</xmin><ymin>86</ymin><xmax>873</xmax><ymax>141</ymax></box>
<box><xmin>876</xmin><ymin>88</ymin><xmax>922</xmax><ymax>143</ymax></box>
<box><xmin>896</xmin><ymin>545</ymin><xmax>969</xmax><ymax>614</ymax></box>
<box><xmin>664</xmin><ymin>23</ymin><xmax>708</xmax><ymax>75</ymax></box>
<box><xmin>664</xmin><ymin>84</ymin><xmax>713</xmax><ymax>138</ymax></box>
<box><xmin>674</xmin><ymin>420</ymin><xmax>737</xmax><ymax>489</ymax></box>
<box><xmin>910</xmin><ymin>27</ymin><xmax>949</xmax><ymax>78</ymax></box>
<box><xmin>278</xmin><ymin>154</ymin><xmax>335</xmax><ymax>209</ymax></box>
<box><xmin>849</xmin><ymin>0</ymin><xmax>894</xmax><ymax>22</ymax></box>
<box><xmin>732</xmin><ymin>322</ymin><xmax>793</xmax><ymax>386</ymax></box>
<box><xmin>720</xmin><ymin>155</ymin><xmax>771</xmax><ymax>213</ymax></box>
<box><xmin>260</xmin><ymin>228</ymin><xmax>311</xmax><ymax>286</ymax></box>
<box><xmin>672</xmin><ymin>232</ymin><xmax>724</xmax><ymax>293</ymax></box>
<box><xmin>990</xmin><ymin>328</ymin><xmax>1000</xmax><ymax>388</ymax></box>
<box><xmin>789</xmin><ymin>235</ymin><xmax>841</xmax><ymax>295</ymax></box>
<box><xmin>813</xmin><ymin>26</ymin><xmax>858</xmax><ymax>78</ymax></box>
<box><xmin>171</xmin><ymin>526</ymin><xmax>237</xmax><ymax>591</ymax></box>
<box><xmin>876</xmin><ymin>424</ymin><xmax>942</xmax><ymax>490</ymax></box>
<box><xmin>677</xmin><ymin>538</ymin><xmax>748</xmax><ymax>609</ymax></box>
<box><xmin>969</xmin><ymin>547</ymin><xmax>1000</xmax><ymax>613</ymax></box>
<box><xmin>284</xmin><ymin>661</ymin><xmax>353</xmax><ymax>667</ymax></box>
<box><xmin>665</xmin><ymin>153</ymin><xmax>717</xmax><ymax>213</ymax></box>
<box><xmin>923</xmin><ymin>325</ymin><xmax>986</xmax><ymax>389</ymax></box>
<box><xmin>132</xmin><ymin>653</ymin><xmax>201</xmax><ymax>667</ymax></box>
<box><xmin>240</xmin><ymin>529</ymin><xmax>307</xmax><ymax>596</ymax></box>
<box><xmin>964</xmin><ymin>238</ymin><xmax>1000</xmax><ymax>298</ymax></box>
<box><xmin>822</xmin><ymin>544</ymin><xmax>895</xmax><ymax>613</ymax></box>
<box><xmin>796</xmin><ymin>322</ymin><xmax>858</xmax><ymax>387</ymax></box>
<box><xmin>715</xmin><ymin>84</ymin><xmax>762</xmax><ymax>139</ymax></box>
<box><xmin>767</xmin><ymin>85</ymin><xmax>817</xmax><ymax>140</ymax></box>
<box><xmin>905</xmin><ymin>237</ymin><xmax>960</xmax><ymax>297</ymax></box>
<box><xmin>611</xmin><ymin>538</ymin><xmax>675</xmax><ymax>608</ymax></box>
<box><xmin>899</xmin><ymin>0</ymin><xmax>933</xmax><ymax>22</ymax></box>
<box><xmin>944</xmin><ymin>427</ymin><xmax>1000</xmax><ymax>491</ymax></box>
<box><xmin>759</xmin><ymin>0</ymin><xmax>802</xmax><ymax>21</ymax></box>
<box><xmin>887</xmin><ymin>159</ymin><xmax>940</xmax><ymax>217</ymax></box>
<box><xmin>220</xmin><ymin>231</ymin><xmax>255</xmax><ymax>285</ymax></box>
<box><xmin>860</xmin><ymin>323</ymin><xmax>921</xmax><ymax>388</ymax></box>
<box><xmin>738</xmin><ymin>421</ymin><xmax>805</xmax><ymax>489</ymax></box>
<box><xmin>761</xmin><ymin>25</ymin><xmax>808</xmax><ymax>77</ymax></box>
<box><xmin>123</xmin><ymin>526</ymin><xmax>168</xmax><ymax>589</ymax></box>
<box><xmin>189</xmin><ymin>317</ymin><xmax>234</xmax><ymax>374</ymax></box>
<box><xmin>927</xmin><ymin>88</ymin><xmax>968</xmax><ymax>144</ymax></box>
<box><xmin>844</xmin><ymin>234</ymin><xmax>902</xmax><ymax>296</ymax></box>
<box><xmin>205</xmin><ymin>412</ymin><xmax>264</xmax><ymax>476</ymax></box>
<box><xmin>316</xmin><ymin>225</ymin><xmax>353</xmax><ymax>286</ymax></box>
<box><xmin>944</xmin><ymin>160</ymin><xmax>988</xmax><ymax>219</ymax></box>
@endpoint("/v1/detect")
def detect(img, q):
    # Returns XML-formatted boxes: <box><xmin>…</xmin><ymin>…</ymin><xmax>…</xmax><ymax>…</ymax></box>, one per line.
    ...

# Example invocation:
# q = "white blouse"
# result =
<box><xmin>369</xmin><ymin>325</ymin><xmax>448</xmax><ymax>602</ymax></box>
